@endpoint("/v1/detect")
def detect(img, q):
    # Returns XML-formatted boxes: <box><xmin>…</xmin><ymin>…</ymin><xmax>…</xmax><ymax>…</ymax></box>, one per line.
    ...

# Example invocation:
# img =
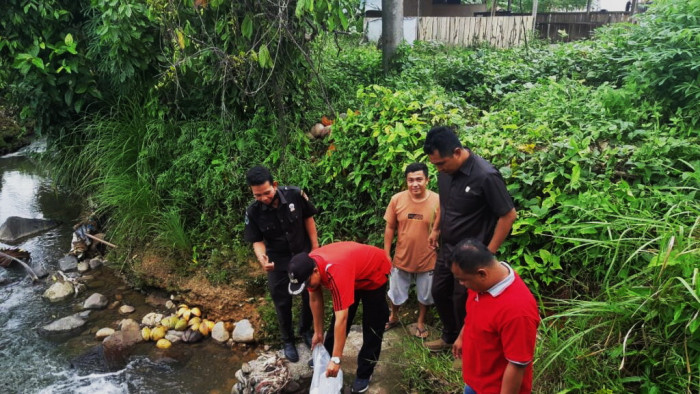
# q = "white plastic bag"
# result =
<box><xmin>309</xmin><ymin>344</ymin><xmax>343</xmax><ymax>394</ymax></box>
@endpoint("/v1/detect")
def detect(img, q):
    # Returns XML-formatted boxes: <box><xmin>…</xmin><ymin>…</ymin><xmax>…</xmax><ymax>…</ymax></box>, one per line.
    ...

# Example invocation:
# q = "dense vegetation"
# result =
<box><xmin>1</xmin><ymin>0</ymin><xmax>698</xmax><ymax>392</ymax></box>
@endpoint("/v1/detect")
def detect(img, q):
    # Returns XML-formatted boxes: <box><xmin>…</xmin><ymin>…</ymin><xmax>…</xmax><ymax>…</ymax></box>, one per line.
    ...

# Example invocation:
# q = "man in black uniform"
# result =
<box><xmin>244</xmin><ymin>166</ymin><xmax>319</xmax><ymax>362</ymax></box>
<box><xmin>423</xmin><ymin>126</ymin><xmax>517</xmax><ymax>352</ymax></box>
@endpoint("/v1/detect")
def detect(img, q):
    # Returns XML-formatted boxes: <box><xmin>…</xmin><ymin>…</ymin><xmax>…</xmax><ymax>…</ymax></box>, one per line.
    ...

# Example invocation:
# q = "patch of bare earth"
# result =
<box><xmin>131</xmin><ymin>249</ymin><xmax>263</xmax><ymax>329</ymax></box>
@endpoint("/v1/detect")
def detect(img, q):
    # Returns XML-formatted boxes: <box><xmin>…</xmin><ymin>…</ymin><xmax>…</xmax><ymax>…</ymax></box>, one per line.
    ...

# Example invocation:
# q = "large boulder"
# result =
<box><xmin>0</xmin><ymin>216</ymin><xmax>60</xmax><ymax>244</ymax></box>
<box><xmin>43</xmin><ymin>281</ymin><xmax>74</xmax><ymax>302</ymax></box>
<box><xmin>69</xmin><ymin>345</ymin><xmax>110</xmax><ymax>373</ymax></box>
<box><xmin>88</xmin><ymin>258</ymin><xmax>103</xmax><ymax>270</ymax></box>
<box><xmin>40</xmin><ymin>314</ymin><xmax>86</xmax><ymax>335</ymax></box>
<box><xmin>77</xmin><ymin>261</ymin><xmax>89</xmax><ymax>273</ymax></box>
<box><xmin>211</xmin><ymin>321</ymin><xmax>230</xmax><ymax>343</ymax></box>
<box><xmin>58</xmin><ymin>255</ymin><xmax>79</xmax><ymax>272</ymax></box>
<box><xmin>83</xmin><ymin>293</ymin><xmax>108</xmax><ymax>309</ymax></box>
<box><xmin>102</xmin><ymin>323</ymin><xmax>143</xmax><ymax>369</ymax></box>
<box><xmin>231</xmin><ymin>319</ymin><xmax>255</xmax><ymax>343</ymax></box>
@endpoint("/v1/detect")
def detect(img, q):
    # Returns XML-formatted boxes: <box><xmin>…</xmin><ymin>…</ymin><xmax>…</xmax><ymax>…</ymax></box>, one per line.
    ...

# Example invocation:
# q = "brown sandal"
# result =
<box><xmin>414</xmin><ymin>327</ymin><xmax>429</xmax><ymax>339</ymax></box>
<box><xmin>384</xmin><ymin>320</ymin><xmax>400</xmax><ymax>331</ymax></box>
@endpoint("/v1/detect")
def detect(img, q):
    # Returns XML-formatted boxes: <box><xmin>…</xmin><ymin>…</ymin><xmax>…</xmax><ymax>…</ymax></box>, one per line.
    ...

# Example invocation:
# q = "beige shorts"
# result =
<box><xmin>387</xmin><ymin>267</ymin><xmax>434</xmax><ymax>306</ymax></box>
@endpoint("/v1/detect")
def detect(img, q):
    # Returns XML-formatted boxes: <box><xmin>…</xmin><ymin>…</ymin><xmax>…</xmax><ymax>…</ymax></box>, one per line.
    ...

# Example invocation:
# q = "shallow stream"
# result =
<box><xmin>0</xmin><ymin>142</ymin><xmax>249</xmax><ymax>393</ymax></box>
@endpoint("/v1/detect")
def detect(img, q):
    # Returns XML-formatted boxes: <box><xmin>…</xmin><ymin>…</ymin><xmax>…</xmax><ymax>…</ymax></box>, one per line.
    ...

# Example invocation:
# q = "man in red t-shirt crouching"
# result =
<box><xmin>450</xmin><ymin>239</ymin><xmax>540</xmax><ymax>394</ymax></box>
<box><xmin>288</xmin><ymin>242</ymin><xmax>391</xmax><ymax>393</ymax></box>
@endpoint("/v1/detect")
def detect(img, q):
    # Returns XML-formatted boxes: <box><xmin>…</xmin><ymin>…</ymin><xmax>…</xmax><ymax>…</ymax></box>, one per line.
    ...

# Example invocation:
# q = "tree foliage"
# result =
<box><xmin>0</xmin><ymin>0</ymin><xmax>360</xmax><ymax>133</ymax></box>
<box><xmin>1</xmin><ymin>1</ymin><xmax>699</xmax><ymax>390</ymax></box>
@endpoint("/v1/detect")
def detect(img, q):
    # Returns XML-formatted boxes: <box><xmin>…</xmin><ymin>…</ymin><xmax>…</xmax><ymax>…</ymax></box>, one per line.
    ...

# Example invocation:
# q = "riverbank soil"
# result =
<box><xmin>0</xmin><ymin>105</ymin><xmax>32</xmax><ymax>155</ymax></box>
<box><xmin>59</xmin><ymin>261</ymin><xmax>258</xmax><ymax>393</ymax></box>
<box><xmin>130</xmin><ymin>249</ymin><xmax>262</xmax><ymax>326</ymax></box>
<box><xmin>131</xmin><ymin>250</ymin><xmax>428</xmax><ymax>393</ymax></box>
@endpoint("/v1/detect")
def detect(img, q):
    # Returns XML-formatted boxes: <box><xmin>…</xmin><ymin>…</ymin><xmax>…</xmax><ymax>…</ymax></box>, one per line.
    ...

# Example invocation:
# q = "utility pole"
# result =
<box><xmin>382</xmin><ymin>0</ymin><xmax>403</xmax><ymax>73</ymax></box>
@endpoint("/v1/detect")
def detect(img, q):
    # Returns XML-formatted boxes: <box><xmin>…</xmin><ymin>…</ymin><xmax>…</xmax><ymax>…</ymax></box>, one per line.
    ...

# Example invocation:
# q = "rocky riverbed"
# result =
<box><xmin>1</xmin><ymin>138</ymin><xmax>416</xmax><ymax>393</ymax></box>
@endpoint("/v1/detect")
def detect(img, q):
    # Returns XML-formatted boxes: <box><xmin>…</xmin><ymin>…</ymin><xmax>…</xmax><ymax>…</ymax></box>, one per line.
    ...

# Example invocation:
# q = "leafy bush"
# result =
<box><xmin>310</xmin><ymin>36</ymin><xmax>384</xmax><ymax>115</ymax></box>
<box><xmin>308</xmin><ymin>85</ymin><xmax>477</xmax><ymax>243</ymax></box>
<box><xmin>0</xmin><ymin>0</ymin><xmax>100</xmax><ymax>132</ymax></box>
<box><xmin>387</xmin><ymin>38</ymin><xmax>630</xmax><ymax>110</ymax></box>
<box><xmin>617</xmin><ymin>0</ymin><xmax>700</xmax><ymax>123</ymax></box>
<box><xmin>463</xmin><ymin>77</ymin><xmax>699</xmax><ymax>287</ymax></box>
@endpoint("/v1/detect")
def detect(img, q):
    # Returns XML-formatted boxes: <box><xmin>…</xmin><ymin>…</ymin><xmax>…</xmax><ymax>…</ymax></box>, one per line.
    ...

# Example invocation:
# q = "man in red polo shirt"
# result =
<box><xmin>288</xmin><ymin>242</ymin><xmax>391</xmax><ymax>393</ymax></box>
<box><xmin>450</xmin><ymin>239</ymin><xmax>540</xmax><ymax>394</ymax></box>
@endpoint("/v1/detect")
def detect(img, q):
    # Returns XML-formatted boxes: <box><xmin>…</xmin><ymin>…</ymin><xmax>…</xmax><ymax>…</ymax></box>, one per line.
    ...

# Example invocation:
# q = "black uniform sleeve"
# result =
<box><xmin>482</xmin><ymin>171</ymin><xmax>515</xmax><ymax>217</ymax></box>
<box><xmin>243</xmin><ymin>206</ymin><xmax>263</xmax><ymax>243</ymax></box>
<box><xmin>296</xmin><ymin>189</ymin><xmax>318</xmax><ymax>219</ymax></box>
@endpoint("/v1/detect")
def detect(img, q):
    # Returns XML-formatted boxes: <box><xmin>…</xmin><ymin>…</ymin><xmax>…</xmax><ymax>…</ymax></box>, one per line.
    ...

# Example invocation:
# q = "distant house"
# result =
<box><xmin>365</xmin><ymin>0</ymin><xmax>488</xmax><ymax>43</ymax></box>
<box><xmin>365</xmin><ymin>0</ymin><xmax>640</xmax><ymax>47</ymax></box>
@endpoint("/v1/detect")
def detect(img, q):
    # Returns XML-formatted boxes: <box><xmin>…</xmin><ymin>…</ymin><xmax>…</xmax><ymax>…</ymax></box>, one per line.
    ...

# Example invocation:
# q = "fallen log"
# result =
<box><xmin>0</xmin><ymin>249</ymin><xmax>39</xmax><ymax>281</ymax></box>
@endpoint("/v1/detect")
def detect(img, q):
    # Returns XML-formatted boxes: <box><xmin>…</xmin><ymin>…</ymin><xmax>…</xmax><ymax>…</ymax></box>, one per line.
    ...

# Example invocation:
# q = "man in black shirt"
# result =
<box><xmin>423</xmin><ymin>126</ymin><xmax>517</xmax><ymax>352</ymax></box>
<box><xmin>244</xmin><ymin>166</ymin><xmax>319</xmax><ymax>362</ymax></box>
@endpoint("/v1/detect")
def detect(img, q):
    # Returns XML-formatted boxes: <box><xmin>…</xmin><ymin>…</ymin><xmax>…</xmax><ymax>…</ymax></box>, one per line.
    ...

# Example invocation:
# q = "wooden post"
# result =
<box><xmin>491</xmin><ymin>0</ymin><xmax>497</xmax><ymax>17</ymax></box>
<box><xmin>416</xmin><ymin>0</ymin><xmax>421</xmax><ymax>40</ymax></box>
<box><xmin>631</xmin><ymin>0</ymin><xmax>638</xmax><ymax>14</ymax></box>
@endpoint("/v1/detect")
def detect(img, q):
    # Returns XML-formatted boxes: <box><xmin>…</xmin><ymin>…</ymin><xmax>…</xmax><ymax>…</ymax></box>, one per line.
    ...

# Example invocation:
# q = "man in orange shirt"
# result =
<box><xmin>383</xmin><ymin>162</ymin><xmax>440</xmax><ymax>338</ymax></box>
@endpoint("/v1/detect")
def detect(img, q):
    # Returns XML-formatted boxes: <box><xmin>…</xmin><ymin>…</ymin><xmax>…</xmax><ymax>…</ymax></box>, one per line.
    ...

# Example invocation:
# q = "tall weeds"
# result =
<box><xmin>536</xmin><ymin>206</ymin><xmax>700</xmax><ymax>392</ymax></box>
<box><xmin>48</xmin><ymin>101</ymin><xmax>171</xmax><ymax>254</ymax></box>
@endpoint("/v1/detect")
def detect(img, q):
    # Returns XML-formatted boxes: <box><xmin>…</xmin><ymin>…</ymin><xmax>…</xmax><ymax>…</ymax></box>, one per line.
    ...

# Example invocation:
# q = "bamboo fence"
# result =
<box><xmin>418</xmin><ymin>16</ymin><xmax>535</xmax><ymax>48</ymax></box>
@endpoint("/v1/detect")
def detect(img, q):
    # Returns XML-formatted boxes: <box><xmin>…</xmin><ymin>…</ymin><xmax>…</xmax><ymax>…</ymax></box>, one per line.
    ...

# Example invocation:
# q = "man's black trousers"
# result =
<box><xmin>267</xmin><ymin>269</ymin><xmax>312</xmax><ymax>343</ymax></box>
<box><xmin>323</xmin><ymin>283</ymin><xmax>389</xmax><ymax>379</ymax></box>
<box><xmin>431</xmin><ymin>247</ymin><xmax>467</xmax><ymax>344</ymax></box>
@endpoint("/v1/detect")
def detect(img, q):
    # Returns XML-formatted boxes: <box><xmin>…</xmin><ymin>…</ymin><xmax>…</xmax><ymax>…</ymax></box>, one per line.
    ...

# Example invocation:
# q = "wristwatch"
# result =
<box><xmin>330</xmin><ymin>356</ymin><xmax>341</xmax><ymax>365</ymax></box>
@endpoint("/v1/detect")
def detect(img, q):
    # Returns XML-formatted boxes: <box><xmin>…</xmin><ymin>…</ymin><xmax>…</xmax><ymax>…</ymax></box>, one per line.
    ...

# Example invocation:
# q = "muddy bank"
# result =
<box><xmin>128</xmin><ymin>249</ymin><xmax>263</xmax><ymax>330</ymax></box>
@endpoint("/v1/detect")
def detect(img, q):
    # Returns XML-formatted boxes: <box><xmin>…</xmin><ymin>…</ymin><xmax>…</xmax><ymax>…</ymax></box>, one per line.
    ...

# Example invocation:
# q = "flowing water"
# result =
<box><xmin>0</xmin><ymin>142</ymin><xmax>250</xmax><ymax>394</ymax></box>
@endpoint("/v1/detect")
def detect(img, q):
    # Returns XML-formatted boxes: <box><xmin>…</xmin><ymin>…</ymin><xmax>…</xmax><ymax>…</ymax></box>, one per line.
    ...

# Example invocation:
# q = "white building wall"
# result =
<box><xmin>598</xmin><ymin>0</ymin><xmax>628</xmax><ymax>11</ymax></box>
<box><xmin>365</xmin><ymin>17</ymin><xmax>418</xmax><ymax>44</ymax></box>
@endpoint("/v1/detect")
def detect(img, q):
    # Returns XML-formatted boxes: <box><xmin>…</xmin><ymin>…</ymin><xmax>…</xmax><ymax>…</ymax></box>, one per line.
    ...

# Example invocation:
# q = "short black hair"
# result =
<box><xmin>405</xmin><ymin>162</ymin><xmax>429</xmax><ymax>177</ymax></box>
<box><xmin>450</xmin><ymin>239</ymin><xmax>496</xmax><ymax>274</ymax></box>
<box><xmin>246</xmin><ymin>165</ymin><xmax>274</xmax><ymax>186</ymax></box>
<box><xmin>423</xmin><ymin>126</ymin><xmax>463</xmax><ymax>157</ymax></box>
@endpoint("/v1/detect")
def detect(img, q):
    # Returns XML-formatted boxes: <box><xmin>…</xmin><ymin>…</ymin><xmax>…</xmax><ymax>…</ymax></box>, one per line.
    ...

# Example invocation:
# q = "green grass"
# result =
<box><xmin>397</xmin><ymin>336</ymin><xmax>462</xmax><ymax>393</ymax></box>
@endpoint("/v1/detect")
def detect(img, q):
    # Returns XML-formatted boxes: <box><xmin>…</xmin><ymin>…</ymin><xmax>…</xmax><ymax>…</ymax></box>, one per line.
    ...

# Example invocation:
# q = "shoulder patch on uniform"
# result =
<box><xmin>301</xmin><ymin>190</ymin><xmax>309</xmax><ymax>201</ymax></box>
